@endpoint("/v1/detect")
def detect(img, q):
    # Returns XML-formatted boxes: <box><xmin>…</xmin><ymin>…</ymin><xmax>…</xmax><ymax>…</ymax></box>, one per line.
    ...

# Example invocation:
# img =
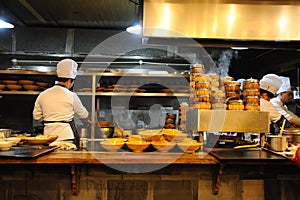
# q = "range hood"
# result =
<box><xmin>143</xmin><ymin>0</ymin><xmax>300</xmax><ymax>48</ymax></box>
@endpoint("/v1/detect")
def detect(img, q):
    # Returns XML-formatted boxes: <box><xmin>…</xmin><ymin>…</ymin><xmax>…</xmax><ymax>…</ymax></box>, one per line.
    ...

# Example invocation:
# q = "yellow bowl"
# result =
<box><xmin>6</xmin><ymin>84</ymin><xmax>22</xmax><ymax>91</ymax></box>
<box><xmin>126</xmin><ymin>141</ymin><xmax>150</xmax><ymax>153</ymax></box>
<box><xmin>23</xmin><ymin>84</ymin><xmax>39</xmax><ymax>91</ymax></box>
<box><xmin>163</xmin><ymin>133</ymin><xmax>188</xmax><ymax>142</ymax></box>
<box><xmin>100</xmin><ymin>138</ymin><xmax>124</xmax><ymax>152</ymax></box>
<box><xmin>5</xmin><ymin>137</ymin><xmax>21</xmax><ymax>145</ymax></box>
<box><xmin>177</xmin><ymin>140</ymin><xmax>202</xmax><ymax>153</ymax></box>
<box><xmin>139</xmin><ymin>129</ymin><xmax>163</xmax><ymax>141</ymax></box>
<box><xmin>25</xmin><ymin>137</ymin><xmax>50</xmax><ymax>145</ymax></box>
<box><xmin>0</xmin><ymin>141</ymin><xmax>13</xmax><ymax>150</ymax></box>
<box><xmin>151</xmin><ymin>140</ymin><xmax>176</xmax><ymax>152</ymax></box>
<box><xmin>0</xmin><ymin>84</ymin><xmax>6</xmax><ymax>90</ymax></box>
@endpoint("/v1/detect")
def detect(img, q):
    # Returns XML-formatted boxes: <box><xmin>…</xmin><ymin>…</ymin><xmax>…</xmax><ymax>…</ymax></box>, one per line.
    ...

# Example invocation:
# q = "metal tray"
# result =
<box><xmin>208</xmin><ymin>148</ymin><xmax>288</xmax><ymax>160</ymax></box>
<box><xmin>0</xmin><ymin>145</ymin><xmax>58</xmax><ymax>158</ymax></box>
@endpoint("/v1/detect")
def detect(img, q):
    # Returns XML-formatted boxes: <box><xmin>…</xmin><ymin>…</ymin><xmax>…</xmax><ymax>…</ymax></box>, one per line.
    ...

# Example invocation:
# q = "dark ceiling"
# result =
<box><xmin>0</xmin><ymin>0</ymin><xmax>300</xmax><ymax>82</ymax></box>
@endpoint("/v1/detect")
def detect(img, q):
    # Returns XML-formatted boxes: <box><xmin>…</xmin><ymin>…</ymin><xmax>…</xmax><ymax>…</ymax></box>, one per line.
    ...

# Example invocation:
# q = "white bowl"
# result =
<box><xmin>5</xmin><ymin>137</ymin><xmax>21</xmax><ymax>145</ymax></box>
<box><xmin>0</xmin><ymin>141</ymin><xmax>13</xmax><ymax>150</ymax></box>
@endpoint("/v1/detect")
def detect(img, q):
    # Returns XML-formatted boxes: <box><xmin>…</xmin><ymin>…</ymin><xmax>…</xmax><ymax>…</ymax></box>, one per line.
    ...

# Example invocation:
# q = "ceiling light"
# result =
<box><xmin>231</xmin><ymin>47</ymin><xmax>248</xmax><ymax>50</ymax></box>
<box><xmin>0</xmin><ymin>19</ymin><xmax>14</xmax><ymax>28</ymax></box>
<box><xmin>126</xmin><ymin>24</ymin><xmax>142</xmax><ymax>35</ymax></box>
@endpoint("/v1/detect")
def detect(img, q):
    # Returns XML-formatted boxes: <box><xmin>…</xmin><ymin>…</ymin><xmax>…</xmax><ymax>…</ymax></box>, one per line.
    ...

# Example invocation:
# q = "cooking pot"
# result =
<box><xmin>0</xmin><ymin>129</ymin><xmax>11</xmax><ymax>138</ymax></box>
<box><xmin>266</xmin><ymin>135</ymin><xmax>287</xmax><ymax>152</ymax></box>
<box><xmin>284</xmin><ymin>128</ymin><xmax>300</xmax><ymax>144</ymax></box>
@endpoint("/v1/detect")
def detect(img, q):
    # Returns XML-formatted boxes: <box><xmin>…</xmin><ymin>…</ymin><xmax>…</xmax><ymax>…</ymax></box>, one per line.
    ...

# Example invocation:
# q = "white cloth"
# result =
<box><xmin>260</xmin><ymin>98</ymin><xmax>281</xmax><ymax>123</ymax></box>
<box><xmin>277</xmin><ymin>76</ymin><xmax>292</xmax><ymax>94</ymax></box>
<box><xmin>57</xmin><ymin>59</ymin><xmax>78</xmax><ymax>79</ymax></box>
<box><xmin>270</xmin><ymin>96</ymin><xmax>299</xmax><ymax>121</ymax></box>
<box><xmin>33</xmin><ymin>85</ymin><xmax>89</xmax><ymax>140</ymax></box>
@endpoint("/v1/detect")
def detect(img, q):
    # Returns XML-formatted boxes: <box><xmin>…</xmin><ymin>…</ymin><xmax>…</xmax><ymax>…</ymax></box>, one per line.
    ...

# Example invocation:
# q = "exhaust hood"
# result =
<box><xmin>143</xmin><ymin>0</ymin><xmax>300</xmax><ymax>47</ymax></box>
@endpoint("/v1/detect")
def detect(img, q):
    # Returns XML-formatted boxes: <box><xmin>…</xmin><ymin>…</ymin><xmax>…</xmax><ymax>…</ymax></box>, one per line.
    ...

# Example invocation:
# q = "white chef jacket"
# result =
<box><xmin>270</xmin><ymin>96</ymin><xmax>300</xmax><ymax>121</ymax></box>
<box><xmin>33</xmin><ymin>85</ymin><xmax>89</xmax><ymax>140</ymax></box>
<box><xmin>260</xmin><ymin>98</ymin><xmax>281</xmax><ymax>123</ymax></box>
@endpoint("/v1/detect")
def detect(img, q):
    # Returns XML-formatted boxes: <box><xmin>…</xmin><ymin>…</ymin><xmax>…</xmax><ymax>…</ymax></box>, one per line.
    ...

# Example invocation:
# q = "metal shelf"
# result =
<box><xmin>95</xmin><ymin>92</ymin><xmax>190</xmax><ymax>97</ymax></box>
<box><xmin>0</xmin><ymin>91</ymin><xmax>41</xmax><ymax>95</ymax></box>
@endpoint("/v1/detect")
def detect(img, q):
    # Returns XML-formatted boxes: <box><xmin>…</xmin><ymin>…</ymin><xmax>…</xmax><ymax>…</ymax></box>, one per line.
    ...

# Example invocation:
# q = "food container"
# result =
<box><xmin>243</xmin><ymin>78</ymin><xmax>259</xmax><ymax>89</ymax></box>
<box><xmin>196</xmin><ymin>95</ymin><xmax>210</xmax><ymax>102</ymax></box>
<box><xmin>195</xmin><ymin>89</ymin><xmax>210</xmax><ymax>96</ymax></box>
<box><xmin>225</xmin><ymin>83</ymin><xmax>241</xmax><ymax>92</ymax></box>
<box><xmin>243</xmin><ymin>96</ymin><xmax>260</xmax><ymax>104</ymax></box>
<box><xmin>227</xmin><ymin>100</ymin><xmax>244</xmax><ymax>110</ymax></box>
<box><xmin>244</xmin><ymin>103</ymin><xmax>260</xmax><ymax>111</ymax></box>
<box><xmin>225</xmin><ymin>92</ymin><xmax>240</xmax><ymax>99</ymax></box>
<box><xmin>266</xmin><ymin>135</ymin><xmax>288</xmax><ymax>151</ymax></box>
<box><xmin>284</xmin><ymin>129</ymin><xmax>300</xmax><ymax>144</ymax></box>
<box><xmin>0</xmin><ymin>129</ymin><xmax>11</xmax><ymax>138</ymax></box>
<box><xmin>243</xmin><ymin>89</ymin><xmax>260</xmax><ymax>97</ymax></box>
<box><xmin>195</xmin><ymin>81</ymin><xmax>210</xmax><ymax>89</ymax></box>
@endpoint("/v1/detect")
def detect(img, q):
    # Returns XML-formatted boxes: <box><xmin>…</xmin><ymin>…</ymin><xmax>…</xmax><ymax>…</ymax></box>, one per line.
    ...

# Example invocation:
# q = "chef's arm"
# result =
<box><xmin>289</xmin><ymin>117</ymin><xmax>300</xmax><ymax>126</ymax></box>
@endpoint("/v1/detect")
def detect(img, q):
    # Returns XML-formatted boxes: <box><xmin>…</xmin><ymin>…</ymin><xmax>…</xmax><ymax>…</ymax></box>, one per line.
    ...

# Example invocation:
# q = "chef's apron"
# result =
<box><xmin>42</xmin><ymin>119</ymin><xmax>80</xmax><ymax>149</ymax></box>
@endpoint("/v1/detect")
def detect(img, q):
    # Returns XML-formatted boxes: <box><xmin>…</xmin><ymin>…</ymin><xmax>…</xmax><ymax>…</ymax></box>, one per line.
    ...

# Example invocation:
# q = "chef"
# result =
<box><xmin>270</xmin><ymin>76</ymin><xmax>300</xmax><ymax>127</ymax></box>
<box><xmin>259</xmin><ymin>74</ymin><xmax>282</xmax><ymax>123</ymax></box>
<box><xmin>33</xmin><ymin>58</ymin><xmax>91</xmax><ymax>149</ymax></box>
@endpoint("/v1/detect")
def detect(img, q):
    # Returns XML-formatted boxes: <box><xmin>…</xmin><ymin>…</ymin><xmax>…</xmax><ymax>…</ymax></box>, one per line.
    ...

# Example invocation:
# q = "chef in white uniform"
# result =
<box><xmin>33</xmin><ymin>58</ymin><xmax>91</xmax><ymax>148</ymax></box>
<box><xmin>259</xmin><ymin>74</ymin><xmax>282</xmax><ymax>124</ymax></box>
<box><xmin>270</xmin><ymin>76</ymin><xmax>300</xmax><ymax>127</ymax></box>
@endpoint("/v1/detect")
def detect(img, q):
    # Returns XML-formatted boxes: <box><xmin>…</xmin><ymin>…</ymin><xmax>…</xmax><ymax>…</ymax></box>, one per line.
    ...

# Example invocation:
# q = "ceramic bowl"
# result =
<box><xmin>177</xmin><ymin>140</ymin><xmax>202</xmax><ymax>153</ymax></box>
<box><xmin>5</xmin><ymin>137</ymin><xmax>21</xmax><ymax>145</ymax></box>
<box><xmin>100</xmin><ymin>138</ymin><xmax>124</xmax><ymax>152</ymax></box>
<box><xmin>163</xmin><ymin>133</ymin><xmax>187</xmax><ymax>143</ymax></box>
<box><xmin>36</xmin><ymin>82</ymin><xmax>49</xmax><ymax>87</ymax></box>
<box><xmin>0</xmin><ymin>84</ymin><xmax>6</xmax><ymax>90</ymax></box>
<box><xmin>23</xmin><ymin>84</ymin><xmax>39</xmax><ymax>91</ymax></box>
<box><xmin>6</xmin><ymin>84</ymin><xmax>22</xmax><ymax>91</ymax></box>
<box><xmin>25</xmin><ymin>137</ymin><xmax>50</xmax><ymax>145</ymax></box>
<box><xmin>151</xmin><ymin>140</ymin><xmax>176</xmax><ymax>152</ymax></box>
<box><xmin>126</xmin><ymin>141</ymin><xmax>150</xmax><ymax>153</ymax></box>
<box><xmin>18</xmin><ymin>80</ymin><xmax>34</xmax><ymax>85</ymax></box>
<box><xmin>138</xmin><ymin>129</ymin><xmax>163</xmax><ymax>141</ymax></box>
<box><xmin>0</xmin><ymin>141</ymin><xmax>13</xmax><ymax>150</ymax></box>
<box><xmin>2</xmin><ymin>80</ymin><xmax>17</xmax><ymax>85</ymax></box>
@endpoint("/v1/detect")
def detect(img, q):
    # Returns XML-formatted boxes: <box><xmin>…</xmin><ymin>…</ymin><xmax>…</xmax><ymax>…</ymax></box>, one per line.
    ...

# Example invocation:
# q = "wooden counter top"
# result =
<box><xmin>0</xmin><ymin>150</ymin><xmax>219</xmax><ymax>165</ymax></box>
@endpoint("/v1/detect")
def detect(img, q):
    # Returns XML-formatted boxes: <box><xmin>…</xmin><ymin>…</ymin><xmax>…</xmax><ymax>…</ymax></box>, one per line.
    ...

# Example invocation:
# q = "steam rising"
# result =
<box><xmin>217</xmin><ymin>50</ymin><xmax>238</xmax><ymax>77</ymax></box>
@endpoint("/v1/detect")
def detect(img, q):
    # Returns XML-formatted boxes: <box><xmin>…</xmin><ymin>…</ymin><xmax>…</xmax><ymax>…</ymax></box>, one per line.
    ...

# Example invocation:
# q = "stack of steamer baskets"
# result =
<box><xmin>189</xmin><ymin>64</ymin><xmax>226</xmax><ymax>110</ymax></box>
<box><xmin>242</xmin><ymin>78</ymin><xmax>260</xmax><ymax>111</ymax></box>
<box><xmin>189</xmin><ymin>64</ymin><xmax>260</xmax><ymax>111</ymax></box>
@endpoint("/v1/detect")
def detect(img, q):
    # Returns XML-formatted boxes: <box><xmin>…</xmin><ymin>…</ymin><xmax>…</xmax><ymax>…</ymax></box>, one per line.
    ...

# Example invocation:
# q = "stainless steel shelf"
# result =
<box><xmin>0</xmin><ymin>91</ymin><xmax>41</xmax><ymax>95</ymax></box>
<box><xmin>0</xmin><ymin>70</ymin><xmax>56</xmax><ymax>75</ymax></box>
<box><xmin>95</xmin><ymin>92</ymin><xmax>190</xmax><ymax>97</ymax></box>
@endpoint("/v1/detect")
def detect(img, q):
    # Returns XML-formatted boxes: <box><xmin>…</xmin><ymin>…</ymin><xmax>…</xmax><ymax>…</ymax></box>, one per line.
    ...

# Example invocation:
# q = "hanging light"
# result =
<box><xmin>126</xmin><ymin>24</ymin><xmax>142</xmax><ymax>35</ymax></box>
<box><xmin>126</xmin><ymin>0</ymin><xmax>142</xmax><ymax>35</ymax></box>
<box><xmin>0</xmin><ymin>19</ymin><xmax>14</xmax><ymax>28</ymax></box>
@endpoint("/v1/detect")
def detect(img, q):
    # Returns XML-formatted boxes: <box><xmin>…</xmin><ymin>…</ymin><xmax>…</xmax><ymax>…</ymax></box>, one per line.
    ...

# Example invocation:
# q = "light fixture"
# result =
<box><xmin>126</xmin><ymin>0</ymin><xmax>142</xmax><ymax>34</ymax></box>
<box><xmin>126</xmin><ymin>24</ymin><xmax>142</xmax><ymax>35</ymax></box>
<box><xmin>231</xmin><ymin>47</ymin><xmax>248</xmax><ymax>50</ymax></box>
<box><xmin>0</xmin><ymin>19</ymin><xmax>14</xmax><ymax>28</ymax></box>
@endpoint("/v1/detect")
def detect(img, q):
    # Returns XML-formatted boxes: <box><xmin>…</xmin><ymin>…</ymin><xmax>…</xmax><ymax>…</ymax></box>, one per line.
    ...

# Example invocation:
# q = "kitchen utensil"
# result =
<box><xmin>279</xmin><ymin>119</ymin><xmax>286</xmax><ymax>136</ymax></box>
<box><xmin>266</xmin><ymin>135</ymin><xmax>287</xmax><ymax>151</ymax></box>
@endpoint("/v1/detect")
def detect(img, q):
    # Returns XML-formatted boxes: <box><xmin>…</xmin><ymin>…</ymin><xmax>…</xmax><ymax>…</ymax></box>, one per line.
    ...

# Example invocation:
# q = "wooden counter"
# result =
<box><xmin>0</xmin><ymin>150</ymin><xmax>219</xmax><ymax>165</ymax></box>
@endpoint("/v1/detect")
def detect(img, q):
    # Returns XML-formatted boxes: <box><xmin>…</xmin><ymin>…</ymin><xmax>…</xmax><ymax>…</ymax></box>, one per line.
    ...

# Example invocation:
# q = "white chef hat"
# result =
<box><xmin>56</xmin><ymin>58</ymin><xmax>78</xmax><ymax>79</ymax></box>
<box><xmin>277</xmin><ymin>76</ymin><xmax>292</xmax><ymax>94</ymax></box>
<box><xmin>259</xmin><ymin>74</ymin><xmax>282</xmax><ymax>95</ymax></box>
